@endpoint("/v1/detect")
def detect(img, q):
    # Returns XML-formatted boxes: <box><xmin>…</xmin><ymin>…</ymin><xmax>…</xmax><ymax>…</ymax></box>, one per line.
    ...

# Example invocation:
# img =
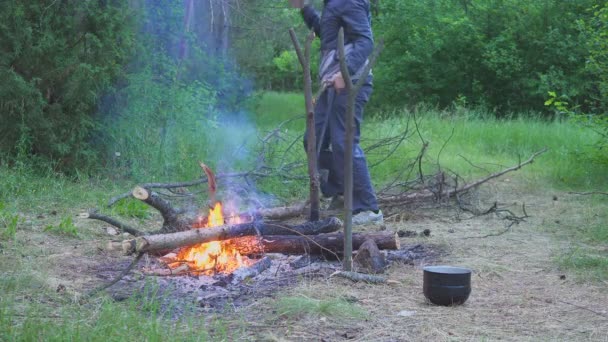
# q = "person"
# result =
<box><xmin>298</xmin><ymin>0</ymin><xmax>383</xmax><ymax>225</ymax></box>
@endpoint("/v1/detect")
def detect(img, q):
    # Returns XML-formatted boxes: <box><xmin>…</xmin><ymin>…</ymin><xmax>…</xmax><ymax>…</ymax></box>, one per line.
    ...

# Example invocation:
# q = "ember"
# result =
<box><xmin>168</xmin><ymin>202</ymin><xmax>255</xmax><ymax>275</ymax></box>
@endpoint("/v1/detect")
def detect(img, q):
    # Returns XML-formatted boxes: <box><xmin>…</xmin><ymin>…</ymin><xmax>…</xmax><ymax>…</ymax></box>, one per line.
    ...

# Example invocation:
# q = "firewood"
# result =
<box><xmin>353</xmin><ymin>239</ymin><xmax>387</xmax><ymax>274</ymax></box>
<box><xmin>118</xmin><ymin>218</ymin><xmax>346</xmax><ymax>255</ymax></box>
<box><xmin>231</xmin><ymin>256</ymin><xmax>272</xmax><ymax>284</ymax></box>
<box><xmin>228</xmin><ymin>232</ymin><xmax>399</xmax><ymax>256</ymax></box>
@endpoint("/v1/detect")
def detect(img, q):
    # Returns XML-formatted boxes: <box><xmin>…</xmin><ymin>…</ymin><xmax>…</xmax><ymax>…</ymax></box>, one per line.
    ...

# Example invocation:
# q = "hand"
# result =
<box><xmin>330</xmin><ymin>72</ymin><xmax>346</xmax><ymax>92</ymax></box>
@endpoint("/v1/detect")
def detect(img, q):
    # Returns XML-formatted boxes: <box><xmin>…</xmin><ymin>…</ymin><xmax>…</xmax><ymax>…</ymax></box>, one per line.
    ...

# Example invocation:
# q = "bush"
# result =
<box><xmin>0</xmin><ymin>1</ymin><xmax>136</xmax><ymax>171</ymax></box>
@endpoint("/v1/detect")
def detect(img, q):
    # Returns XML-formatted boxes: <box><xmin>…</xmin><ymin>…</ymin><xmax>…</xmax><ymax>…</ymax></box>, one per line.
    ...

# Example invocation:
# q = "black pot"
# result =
<box><xmin>423</xmin><ymin>266</ymin><xmax>472</xmax><ymax>306</ymax></box>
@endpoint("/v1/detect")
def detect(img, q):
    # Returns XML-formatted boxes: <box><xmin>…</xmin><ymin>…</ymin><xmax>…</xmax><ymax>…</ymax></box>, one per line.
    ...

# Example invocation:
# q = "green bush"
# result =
<box><xmin>0</xmin><ymin>1</ymin><xmax>136</xmax><ymax>170</ymax></box>
<box><xmin>371</xmin><ymin>0</ymin><xmax>597</xmax><ymax>114</ymax></box>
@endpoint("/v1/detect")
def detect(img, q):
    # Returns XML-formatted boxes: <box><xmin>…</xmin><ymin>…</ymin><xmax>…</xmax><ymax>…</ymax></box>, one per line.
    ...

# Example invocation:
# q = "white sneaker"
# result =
<box><xmin>352</xmin><ymin>210</ymin><xmax>384</xmax><ymax>226</ymax></box>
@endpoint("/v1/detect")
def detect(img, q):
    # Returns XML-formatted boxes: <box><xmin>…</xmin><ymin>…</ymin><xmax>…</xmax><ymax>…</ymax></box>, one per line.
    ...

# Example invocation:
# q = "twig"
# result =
<box><xmin>568</xmin><ymin>191</ymin><xmax>608</xmax><ymax>196</ymax></box>
<box><xmin>83</xmin><ymin>253</ymin><xmax>144</xmax><ymax>300</ymax></box>
<box><xmin>558</xmin><ymin>300</ymin><xmax>608</xmax><ymax>319</ymax></box>
<box><xmin>330</xmin><ymin>270</ymin><xmax>389</xmax><ymax>284</ymax></box>
<box><xmin>82</xmin><ymin>211</ymin><xmax>143</xmax><ymax>236</ymax></box>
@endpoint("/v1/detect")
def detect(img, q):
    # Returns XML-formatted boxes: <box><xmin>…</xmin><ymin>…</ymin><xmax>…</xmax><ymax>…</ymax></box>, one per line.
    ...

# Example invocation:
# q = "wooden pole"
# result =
<box><xmin>289</xmin><ymin>28</ymin><xmax>321</xmax><ymax>222</ymax></box>
<box><xmin>337</xmin><ymin>28</ymin><xmax>354</xmax><ymax>271</ymax></box>
<box><xmin>337</xmin><ymin>28</ymin><xmax>384</xmax><ymax>271</ymax></box>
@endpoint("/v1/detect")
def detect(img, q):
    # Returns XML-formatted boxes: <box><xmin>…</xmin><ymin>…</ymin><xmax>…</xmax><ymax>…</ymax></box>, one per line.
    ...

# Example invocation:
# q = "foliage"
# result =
<box><xmin>0</xmin><ymin>202</ymin><xmax>22</xmax><ymax>240</ymax></box>
<box><xmin>546</xmin><ymin>90</ymin><xmax>607</xmax><ymax>166</ymax></box>
<box><xmin>0</xmin><ymin>273</ymin><xmax>225</xmax><ymax>341</ymax></box>
<box><xmin>581</xmin><ymin>2</ymin><xmax>608</xmax><ymax>113</ymax></box>
<box><xmin>0</xmin><ymin>1</ymin><xmax>136</xmax><ymax>170</ymax></box>
<box><xmin>112</xmin><ymin>198</ymin><xmax>149</xmax><ymax>219</ymax></box>
<box><xmin>44</xmin><ymin>216</ymin><xmax>78</xmax><ymax>237</ymax></box>
<box><xmin>559</xmin><ymin>248</ymin><xmax>608</xmax><ymax>282</ymax></box>
<box><xmin>371</xmin><ymin>0</ymin><xmax>598</xmax><ymax>115</ymax></box>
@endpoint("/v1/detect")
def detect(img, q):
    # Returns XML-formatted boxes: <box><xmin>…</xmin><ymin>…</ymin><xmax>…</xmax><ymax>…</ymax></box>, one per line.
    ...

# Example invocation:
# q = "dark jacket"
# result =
<box><xmin>301</xmin><ymin>0</ymin><xmax>374</xmax><ymax>80</ymax></box>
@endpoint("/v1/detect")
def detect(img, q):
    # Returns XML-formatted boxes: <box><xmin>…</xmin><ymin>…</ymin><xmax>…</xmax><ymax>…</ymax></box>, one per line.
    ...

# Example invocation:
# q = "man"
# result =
<box><xmin>298</xmin><ymin>0</ymin><xmax>383</xmax><ymax>225</ymax></box>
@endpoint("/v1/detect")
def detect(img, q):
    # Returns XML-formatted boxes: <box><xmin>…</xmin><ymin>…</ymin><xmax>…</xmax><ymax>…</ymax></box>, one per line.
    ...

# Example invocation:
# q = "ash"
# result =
<box><xmin>95</xmin><ymin>245</ymin><xmax>436</xmax><ymax>317</ymax></box>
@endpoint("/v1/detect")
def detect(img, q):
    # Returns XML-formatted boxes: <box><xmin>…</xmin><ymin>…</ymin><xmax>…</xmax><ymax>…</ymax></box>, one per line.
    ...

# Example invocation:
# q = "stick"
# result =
<box><xmin>80</xmin><ymin>211</ymin><xmax>143</xmax><ymax>236</ymax></box>
<box><xmin>289</xmin><ymin>28</ymin><xmax>320</xmax><ymax>221</ymax></box>
<box><xmin>84</xmin><ymin>253</ymin><xmax>144</xmax><ymax>299</ymax></box>
<box><xmin>330</xmin><ymin>270</ymin><xmax>388</xmax><ymax>284</ymax></box>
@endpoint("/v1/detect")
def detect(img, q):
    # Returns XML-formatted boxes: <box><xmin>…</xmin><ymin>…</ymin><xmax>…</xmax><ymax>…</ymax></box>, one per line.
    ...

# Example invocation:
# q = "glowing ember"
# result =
<box><xmin>169</xmin><ymin>202</ymin><xmax>253</xmax><ymax>275</ymax></box>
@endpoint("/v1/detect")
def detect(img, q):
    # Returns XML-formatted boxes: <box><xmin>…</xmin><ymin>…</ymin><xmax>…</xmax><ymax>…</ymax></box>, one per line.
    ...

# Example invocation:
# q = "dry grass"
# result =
<box><xmin>237</xmin><ymin>179</ymin><xmax>608</xmax><ymax>341</ymax></box>
<box><xmin>3</xmin><ymin>177</ymin><xmax>607</xmax><ymax>341</ymax></box>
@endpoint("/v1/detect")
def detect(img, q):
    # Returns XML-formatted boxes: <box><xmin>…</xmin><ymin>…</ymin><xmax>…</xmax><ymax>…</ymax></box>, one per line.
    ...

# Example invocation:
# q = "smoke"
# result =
<box><xmin>98</xmin><ymin>0</ymin><xmax>283</xmax><ymax>210</ymax></box>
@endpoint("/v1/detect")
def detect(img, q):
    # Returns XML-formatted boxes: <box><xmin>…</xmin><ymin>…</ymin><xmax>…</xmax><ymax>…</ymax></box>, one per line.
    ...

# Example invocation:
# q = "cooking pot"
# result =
<box><xmin>423</xmin><ymin>266</ymin><xmax>471</xmax><ymax>306</ymax></box>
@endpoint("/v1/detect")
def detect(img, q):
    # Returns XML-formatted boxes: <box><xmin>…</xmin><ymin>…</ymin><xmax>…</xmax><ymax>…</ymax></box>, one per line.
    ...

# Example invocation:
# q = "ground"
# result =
<box><xmin>2</xmin><ymin>177</ymin><xmax>607</xmax><ymax>341</ymax></box>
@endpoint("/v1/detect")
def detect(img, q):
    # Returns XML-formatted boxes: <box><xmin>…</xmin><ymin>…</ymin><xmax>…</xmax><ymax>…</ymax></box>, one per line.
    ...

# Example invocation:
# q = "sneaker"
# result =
<box><xmin>352</xmin><ymin>210</ymin><xmax>384</xmax><ymax>226</ymax></box>
<box><xmin>327</xmin><ymin>195</ymin><xmax>344</xmax><ymax>210</ymax></box>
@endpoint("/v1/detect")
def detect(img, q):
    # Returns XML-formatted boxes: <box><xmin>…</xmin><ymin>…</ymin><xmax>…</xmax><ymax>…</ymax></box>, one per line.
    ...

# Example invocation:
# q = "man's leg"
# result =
<box><xmin>327</xmin><ymin>84</ymin><xmax>379</xmax><ymax>214</ymax></box>
<box><xmin>303</xmin><ymin>89</ymin><xmax>341</xmax><ymax>198</ymax></box>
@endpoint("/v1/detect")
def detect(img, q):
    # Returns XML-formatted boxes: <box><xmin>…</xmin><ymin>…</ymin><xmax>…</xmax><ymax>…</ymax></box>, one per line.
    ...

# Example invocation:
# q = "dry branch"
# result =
<box><xmin>290</xmin><ymin>28</ymin><xmax>320</xmax><ymax>221</ymax></box>
<box><xmin>378</xmin><ymin>148</ymin><xmax>548</xmax><ymax>206</ymax></box>
<box><xmin>132</xmin><ymin>186</ymin><xmax>191</xmax><ymax>232</ymax></box>
<box><xmin>80</xmin><ymin>211</ymin><xmax>143</xmax><ymax>236</ymax></box>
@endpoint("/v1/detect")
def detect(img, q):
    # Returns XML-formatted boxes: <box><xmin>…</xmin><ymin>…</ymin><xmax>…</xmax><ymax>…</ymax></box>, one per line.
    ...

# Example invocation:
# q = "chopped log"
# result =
<box><xmin>119</xmin><ymin>218</ymin><xmax>345</xmax><ymax>255</ymax></box>
<box><xmin>121</xmin><ymin>221</ymin><xmax>261</xmax><ymax>255</ymax></box>
<box><xmin>353</xmin><ymin>239</ymin><xmax>387</xmax><ymax>274</ymax></box>
<box><xmin>255</xmin><ymin>201</ymin><xmax>307</xmax><ymax>220</ymax></box>
<box><xmin>228</xmin><ymin>232</ymin><xmax>399</xmax><ymax>256</ymax></box>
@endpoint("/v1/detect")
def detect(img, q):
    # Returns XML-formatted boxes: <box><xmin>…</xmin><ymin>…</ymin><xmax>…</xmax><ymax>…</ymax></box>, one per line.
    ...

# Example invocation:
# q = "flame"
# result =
<box><xmin>171</xmin><ymin>202</ymin><xmax>251</xmax><ymax>274</ymax></box>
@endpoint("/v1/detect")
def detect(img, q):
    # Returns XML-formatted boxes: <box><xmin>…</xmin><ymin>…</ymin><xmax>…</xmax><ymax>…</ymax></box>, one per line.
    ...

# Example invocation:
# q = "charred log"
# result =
<box><xmin>119</xmin><ymin>218</ymin><xmax>345</xmax><ymax>255</ymax></box>
<box><xmin>227</xmin><ymin>232</ymin><xmax>399</xmax><ymax>256</ymax></box>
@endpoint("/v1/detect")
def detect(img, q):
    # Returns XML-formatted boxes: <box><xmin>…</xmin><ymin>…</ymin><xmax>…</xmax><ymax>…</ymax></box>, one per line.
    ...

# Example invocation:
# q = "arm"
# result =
<box><xmin>301</xmin><ymin>5</ymin><xmax>321</xmax><ymax>37</ymax></box>
<box><xmin>341</xmin><ymin>2</ymin><xmax>374</xmax><ymax>76</ymax></box>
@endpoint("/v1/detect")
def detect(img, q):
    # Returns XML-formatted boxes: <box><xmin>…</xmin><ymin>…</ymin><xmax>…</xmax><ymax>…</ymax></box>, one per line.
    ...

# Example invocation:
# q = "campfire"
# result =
<box><xmin>164</xmin><ymin>202</ymin><xmax>256</xmax><ymax>275</ymax></box>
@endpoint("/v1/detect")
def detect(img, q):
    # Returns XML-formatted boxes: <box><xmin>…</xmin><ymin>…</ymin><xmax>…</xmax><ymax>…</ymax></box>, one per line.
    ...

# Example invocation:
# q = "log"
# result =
<box><xmin>255</xmin><ymin>202</ymin><xmax>307</xmax><ymax>220</ymax></box>
<box><xmin>119</xmin><ymin>218</ymin><xmax>345</xmax><ymax>255</ymax></box>
<box><xmin>353</xmin><ymin>239</ymin><xmax>387</xmax><ymax>274</ymax></box>
<box><xmin>259</xmin><ymin>217</ymin><xmax>342</xmax><ymax>235</ymax></box>
<box><xmin>228</xmin><ymin>232</ymin><xmax>399</xmax><ymax>256</ymax></box>
<box><xmin>231</xmin><ymin>256</ymin><xmax>272</xmax><ymax>284</ymax></box>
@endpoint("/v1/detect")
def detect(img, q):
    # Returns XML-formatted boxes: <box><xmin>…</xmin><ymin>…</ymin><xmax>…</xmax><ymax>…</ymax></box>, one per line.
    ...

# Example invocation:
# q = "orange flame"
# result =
<box><xmin>172</xmin><ymin>202</ymin><xmax>251</xmax><ymax>274</ymax></box>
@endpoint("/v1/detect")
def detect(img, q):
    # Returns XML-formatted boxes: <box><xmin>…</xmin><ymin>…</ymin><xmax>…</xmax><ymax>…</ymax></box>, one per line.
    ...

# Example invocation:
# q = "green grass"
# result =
<box><xmin>253</xmin><ymin>92</ymin><xmax>607</xmax><ymax>193</ymax></box>
<box><xmin>559</xmin><ymin>248</ymin><xmax>608</xmax><ymax>282</ymax></box>
<box><xmin>274</xmin><ymin>295</ymin><xmax>365</xmax><ymax>320</ymax></box>
<box><xmin>0</xmin><ymin>91</ymin><xmax>606</xmax><ymax>340</ymax></box>
<box><xmin>0</xmin><ymin>273</ymin><xmax>223</xmax><ymax>341</ymax></box>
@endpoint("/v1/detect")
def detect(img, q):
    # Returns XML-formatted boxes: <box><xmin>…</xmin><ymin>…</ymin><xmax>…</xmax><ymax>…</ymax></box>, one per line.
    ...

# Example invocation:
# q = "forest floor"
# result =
<box><xmin>3</xmin><ymin>175</ymin><xmax>607</xmax><ymax>341</ymax></box>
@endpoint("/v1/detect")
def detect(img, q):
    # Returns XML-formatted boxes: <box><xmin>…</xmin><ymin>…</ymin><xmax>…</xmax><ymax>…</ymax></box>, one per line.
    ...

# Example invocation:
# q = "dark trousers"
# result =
<box><xmin>304</xmin><ymin>83</ymin><xmax>379</xmax><ymax>213</ymax></box>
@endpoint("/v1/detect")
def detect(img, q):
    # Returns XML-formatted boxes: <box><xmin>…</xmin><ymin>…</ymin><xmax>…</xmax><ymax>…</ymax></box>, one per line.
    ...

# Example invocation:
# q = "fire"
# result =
<box><xmin>171</xmin><ymin>202</ymin><xmax>252</xmax><ymax>275</ymax></box>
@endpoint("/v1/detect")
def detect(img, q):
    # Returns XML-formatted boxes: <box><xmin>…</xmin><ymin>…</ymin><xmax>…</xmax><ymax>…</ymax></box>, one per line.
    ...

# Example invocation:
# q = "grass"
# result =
<box><xmin>254</xmin><ymin>92</ymin><xmax>607</xmax><ymax>192</ymax></box>
<box><xmin>274</xmin><ymin>295</ymin><xmax>365</xmax><ymax>321</ymax></box>
<box><xmin>0</xmin><ymin>273</ymin><xmax>221</xmax><ymax>341</ymax></box>
<box><xmin>0</xmin><ymin>91</ymin><xmax>607</xmax><ymax>340</ymax></box>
